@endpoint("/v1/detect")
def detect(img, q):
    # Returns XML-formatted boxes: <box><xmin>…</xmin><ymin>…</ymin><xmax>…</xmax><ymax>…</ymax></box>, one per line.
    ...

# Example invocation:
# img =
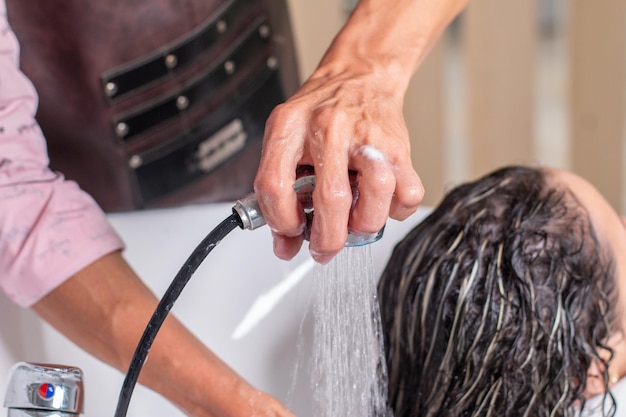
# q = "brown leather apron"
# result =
<box><xmin>6</xmin><ymin>0</ymin><xmax>299</xmax><ymax>211</ymax></box>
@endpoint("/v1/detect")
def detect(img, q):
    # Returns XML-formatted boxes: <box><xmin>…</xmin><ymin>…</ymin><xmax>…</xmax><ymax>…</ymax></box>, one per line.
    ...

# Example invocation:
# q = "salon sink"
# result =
<box><xmin>0</xmin><ymin>202</ymin><xmax>429</xmax><ymax>417</ymax></box>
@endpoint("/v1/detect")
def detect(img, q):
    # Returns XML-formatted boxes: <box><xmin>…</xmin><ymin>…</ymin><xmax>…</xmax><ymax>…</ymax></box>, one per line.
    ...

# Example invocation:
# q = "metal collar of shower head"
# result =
<box><xmin>232</xmin><ymin>175</ymin><xmax>384</xmax><ymax>247</ymax></box>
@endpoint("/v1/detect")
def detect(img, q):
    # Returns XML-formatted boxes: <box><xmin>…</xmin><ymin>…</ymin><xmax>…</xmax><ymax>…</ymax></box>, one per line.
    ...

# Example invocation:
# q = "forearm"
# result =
<box><xmin>32</xmin><ymin>251</ymin><xmax>290</xmax><ymax>417</ymax></box>
<box><xmin>314</xmin><ymin>0</ymin><xmax>468</xmax><ymax>94</ymax></box>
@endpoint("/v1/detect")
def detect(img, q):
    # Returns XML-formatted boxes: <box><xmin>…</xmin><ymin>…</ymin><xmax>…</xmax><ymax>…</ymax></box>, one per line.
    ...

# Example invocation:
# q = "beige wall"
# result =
<box><xmin>285</xmin><ymin>0</ymin><xmax>346</xmax><ymax>80</ymax></box>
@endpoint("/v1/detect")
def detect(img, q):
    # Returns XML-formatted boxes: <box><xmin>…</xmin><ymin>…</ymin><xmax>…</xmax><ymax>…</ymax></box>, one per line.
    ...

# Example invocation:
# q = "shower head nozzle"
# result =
<box><xmin>232</xmin><ymin>175</ymin><xmax>385</xmax><ymax>247</ymax></box>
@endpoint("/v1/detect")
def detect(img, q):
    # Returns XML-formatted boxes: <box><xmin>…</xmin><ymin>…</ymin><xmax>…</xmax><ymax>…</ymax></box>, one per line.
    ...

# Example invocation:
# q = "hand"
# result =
<box><xmin>211</xmin><ymin>382</ymin><xmax>296</xmax><ymax>417</ymax></box>
<box><xmin>254</xmin><ymin>63</ymin><xmax>424</xmax><ymax>264</ymax></box>
<box><xmin>253</xmin><ymin>0</ymin><xmax>468</xmax><ymax>264</ymax></box>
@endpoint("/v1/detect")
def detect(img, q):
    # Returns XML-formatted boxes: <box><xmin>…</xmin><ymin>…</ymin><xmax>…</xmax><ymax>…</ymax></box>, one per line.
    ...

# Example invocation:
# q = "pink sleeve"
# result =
<box><xmin>0</xmin><ymin>6</ymin><xmax>125</xmax><ymax>307</ymax></box>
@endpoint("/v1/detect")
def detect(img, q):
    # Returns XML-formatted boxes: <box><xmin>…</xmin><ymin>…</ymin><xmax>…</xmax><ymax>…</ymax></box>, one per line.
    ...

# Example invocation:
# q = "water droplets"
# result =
<box><xmin>309</xmin><ymin>246</ymin><xmax>391</xmax><ymax>417</ymax></box>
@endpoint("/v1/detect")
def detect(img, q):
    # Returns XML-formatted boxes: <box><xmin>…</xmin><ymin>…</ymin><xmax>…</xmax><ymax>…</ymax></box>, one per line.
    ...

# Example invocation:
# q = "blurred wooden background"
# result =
<box><xmin>286</xmin><ymin>0</ymin><xmax>626</xmax><ymax>212</ymax></box>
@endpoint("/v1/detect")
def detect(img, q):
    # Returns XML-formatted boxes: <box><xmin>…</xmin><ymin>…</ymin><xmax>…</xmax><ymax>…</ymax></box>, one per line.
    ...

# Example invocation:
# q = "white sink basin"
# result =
<box><xmin>0</xmin><ymin>202</ymin><xmax>430</xmax><ymax>417</ymax></box>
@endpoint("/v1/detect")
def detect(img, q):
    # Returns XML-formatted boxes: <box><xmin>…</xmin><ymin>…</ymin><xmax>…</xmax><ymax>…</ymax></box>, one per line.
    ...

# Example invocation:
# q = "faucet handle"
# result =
<box><xmin>4</xmin><ymin>362</ymin><xmax>83</xmax><ymax>416</ymax></box>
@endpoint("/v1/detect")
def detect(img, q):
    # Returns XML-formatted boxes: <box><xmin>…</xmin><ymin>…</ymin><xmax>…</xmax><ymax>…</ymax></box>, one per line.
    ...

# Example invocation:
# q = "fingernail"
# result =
<box><xmin>312</xmin><ymin>255</ymin><xmax>333</xmax><ymax>265</ymax></box>
<box><xmin>310</xmin><ymin>249</ymin><xmax>333</xmax><ymax>265</ymax></box>
<box><xmin>273</xmin><ymin>237</ymin><xmax>291</xmax><ymax>260</ymax></box>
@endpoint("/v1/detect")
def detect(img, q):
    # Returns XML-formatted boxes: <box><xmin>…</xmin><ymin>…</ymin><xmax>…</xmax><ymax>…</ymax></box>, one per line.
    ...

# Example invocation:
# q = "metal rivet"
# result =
<box><xmin>224</xmin><ymin>60</ymin><xmax>236</xmax><ymax>75</ymax></box>
<box><xmin>128</xmin><ymin>155</ymin><xmax>143</xmax><ymax>169</ymax></box>
<box><xmin>266</xmin><ymin>56</ymin><xmax>278</xmax><ymax>70</ymax></box>
<box><xmin>104</xmin><ymin>82</ymin><xmax>118</xmax><ymax>97</ymax></box>
<box><xmin>216</xmin><ymin>20</ymin><xmax>227</xmax><ymax>34</ymax></box>
<box><xmin>115</xmin><ymin>122</ymin><xmax>129</xmax><ymax>137</ymax></box>
<box><xmin>165</xmin><ymin>54</ymin><xmax>178</xmax><ymax>69</ymax></box>
<box><xmin>176</xmin><ymin>95</ymin><xmax>190</xmax><ymax>110</ymax></box>
<box><xmin>258</xmin><ymin>24</ymin><xmax>271</xmax><ymax>38</ymax></box>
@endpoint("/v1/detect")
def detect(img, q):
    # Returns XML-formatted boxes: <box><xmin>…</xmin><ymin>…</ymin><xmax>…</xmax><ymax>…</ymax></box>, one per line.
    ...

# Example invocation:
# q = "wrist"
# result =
<box><xmin>314</xmin><ymin>37</ymin><xmax>420</xmax><ymax>98</ymax></box>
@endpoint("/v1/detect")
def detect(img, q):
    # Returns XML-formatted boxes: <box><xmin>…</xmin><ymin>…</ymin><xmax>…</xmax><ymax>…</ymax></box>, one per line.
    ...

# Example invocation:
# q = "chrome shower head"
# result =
<box><xmin>232</xmin><ymin>175</ymin><xmax>385</xmax><ymax>247</ymax></box>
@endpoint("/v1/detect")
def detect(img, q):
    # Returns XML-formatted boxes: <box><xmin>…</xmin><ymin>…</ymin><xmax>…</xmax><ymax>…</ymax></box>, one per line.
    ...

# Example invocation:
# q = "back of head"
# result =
<box><xmin>378</xmin><ymin>166</ymin><xmax>617</xmax><ymax>417</ymax></box>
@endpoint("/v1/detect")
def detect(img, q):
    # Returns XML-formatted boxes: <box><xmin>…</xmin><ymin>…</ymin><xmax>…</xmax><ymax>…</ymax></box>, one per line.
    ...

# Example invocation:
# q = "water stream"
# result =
<box><xmin>304</xmin><ymin>245</ymin><xmax>391</xmax><ymax>417</ymax></box>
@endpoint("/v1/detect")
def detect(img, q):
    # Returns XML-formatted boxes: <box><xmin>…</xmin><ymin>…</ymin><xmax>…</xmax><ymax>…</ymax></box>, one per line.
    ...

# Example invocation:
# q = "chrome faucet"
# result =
<box><xmin>3</xmin><ymin>362</ymin><xmax>83</xmax><ymax>416</ymax></box>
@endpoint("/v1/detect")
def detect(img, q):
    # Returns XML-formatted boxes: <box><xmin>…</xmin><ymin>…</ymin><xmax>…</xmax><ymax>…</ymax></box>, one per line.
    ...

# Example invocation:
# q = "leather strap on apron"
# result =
<box><xmin>6</xmin><ymin>0</ymin><xmax>299</xmax><ymax>211</ymax></box>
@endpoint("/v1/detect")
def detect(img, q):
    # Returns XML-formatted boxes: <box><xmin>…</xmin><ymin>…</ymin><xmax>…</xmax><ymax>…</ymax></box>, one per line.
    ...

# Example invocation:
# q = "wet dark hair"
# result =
<box><xmin>378</xmin><ymin>166</ymin><xmax>619</xmax><ymax>417</ymax></box>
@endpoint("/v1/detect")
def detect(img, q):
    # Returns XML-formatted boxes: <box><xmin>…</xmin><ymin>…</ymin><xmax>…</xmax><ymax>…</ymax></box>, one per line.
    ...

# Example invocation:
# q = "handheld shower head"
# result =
<box><xmin>232</xmin><ymin>175</ymin><xmax>385</xmax><ymax>246</ymax></box>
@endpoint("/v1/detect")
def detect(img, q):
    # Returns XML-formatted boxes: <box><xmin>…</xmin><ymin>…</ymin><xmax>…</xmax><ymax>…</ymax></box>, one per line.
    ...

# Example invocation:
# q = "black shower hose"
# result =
<box><xmin>113</xmin><ymin>213</ymin><xmax>241</xmax><ymax>417</ymax></box>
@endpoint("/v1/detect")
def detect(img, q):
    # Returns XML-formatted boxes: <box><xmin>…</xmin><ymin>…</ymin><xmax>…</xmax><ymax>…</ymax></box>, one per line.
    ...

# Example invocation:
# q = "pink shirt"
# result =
<box><xmin>0</xmin><ymin>3</ymin><xmax>124</xmax><ymax>307</ymax></box>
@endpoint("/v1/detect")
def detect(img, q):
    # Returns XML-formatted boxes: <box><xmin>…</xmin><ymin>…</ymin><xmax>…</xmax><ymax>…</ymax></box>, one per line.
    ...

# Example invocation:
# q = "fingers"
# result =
<box><xmin>254</xmin><ymin>104</ymin><xmax>306</xmax><ymax>260</ymax></box>
<box><xmin>347</xmin><ymin>145</ymin><xmax>424</xmax><ymax>239</ymax></box>
<box><xmin>348</xmin><ymin>146</ymin><xmax>396</xmax><ymax>235</ymax></box>
<box><xmin>307</xmin><ymin>157</ymin><xmax>352</xmax><ymax>264</ymax></box>
<box><xmin>389</xmin><ymin>158</ymin><xmax>424</xmax><ymax>220</ymax></box>
<box><xmin>271</xmin><ymin>231</ymin><xmax>305</xmax><ymax>261</ymax></box>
